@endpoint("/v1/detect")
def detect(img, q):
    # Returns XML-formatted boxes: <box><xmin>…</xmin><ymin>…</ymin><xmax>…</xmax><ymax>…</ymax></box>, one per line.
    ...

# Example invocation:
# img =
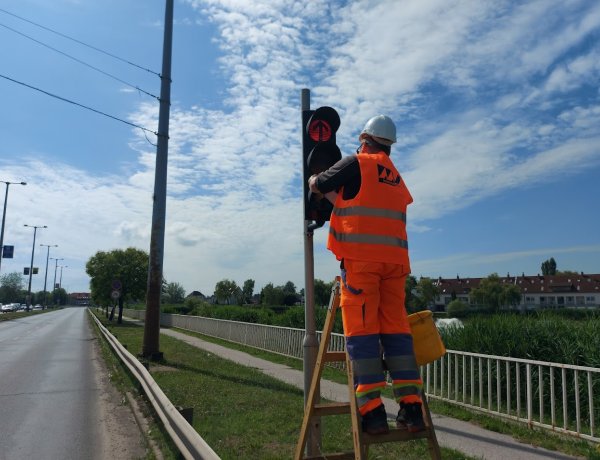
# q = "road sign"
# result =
<box><xmin>111</xmin><ymin>290</ymin><xmax>121</xmax><ymax>300</ymax></box>
<box><xmin>112</xmin><ymin>279</ymin><xmax>122</xmax><ymax>290</ymax></box>
<box><xmin>2</xmin><ymin>245</ymin><xmax>14</xmax><ymax>258</ymax></box>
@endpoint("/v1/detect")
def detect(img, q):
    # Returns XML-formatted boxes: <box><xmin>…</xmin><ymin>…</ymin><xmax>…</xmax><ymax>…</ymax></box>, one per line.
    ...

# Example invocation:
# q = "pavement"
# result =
<box><xmin>159</xmin><ymin>327</ymin><xmax>581</xmax><ymax>460</ymax></box>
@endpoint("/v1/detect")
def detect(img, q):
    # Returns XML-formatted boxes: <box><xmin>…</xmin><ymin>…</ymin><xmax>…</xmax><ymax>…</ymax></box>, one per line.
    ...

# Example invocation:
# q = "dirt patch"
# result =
<box><xmin>91</xmin><ymin>338</ymin><xmax>150</xmax><ymax>459</ymax></box>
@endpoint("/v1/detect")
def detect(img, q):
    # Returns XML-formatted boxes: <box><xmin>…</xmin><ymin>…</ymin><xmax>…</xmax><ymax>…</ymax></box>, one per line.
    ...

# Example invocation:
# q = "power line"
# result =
<box><xmin>0</xmin><ymin>72</ymin><xmax>159</xmax><ymax>137</ymax></box>
<box><xmin>0</xmin><ymin>6</ymin><xmax>160</xmax><ymax>77</ymax></box>
<box><xmin>0</xmin><ymin>22</ymin><xmax>159</xmax><ymax>101</ymax></box>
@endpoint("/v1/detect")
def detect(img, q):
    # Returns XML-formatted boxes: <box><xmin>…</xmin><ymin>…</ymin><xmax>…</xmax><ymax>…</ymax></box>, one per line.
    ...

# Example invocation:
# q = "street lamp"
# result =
<box><xmin>59</xmin><ymin>265</ymin><xmax>68</xmax><ymax>289</ymax></box>
<box><xmin>0</xmin><ymin>180</ymin><xmax>27</xmax><ymax>275</ymax></box>
<box><xmin>24</xmin><ymin>224</ymin><xmax>47</xmax><ymax>310</ymax></box>
<box><xmin>40</xmin><ymin>243</ymin><xmax>58</xmax><ymax>309</ymax></box>
<box><xmin>50</xmin><ymin>257</ymin><xmax>63</xmax><ymax>307</ymax></box>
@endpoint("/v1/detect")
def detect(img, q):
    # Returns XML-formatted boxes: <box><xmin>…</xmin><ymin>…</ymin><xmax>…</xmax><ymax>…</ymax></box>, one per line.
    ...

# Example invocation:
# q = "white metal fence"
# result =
<box><xmin>123</xmin><ymin>309</ymin><xmax>599</xmax><ymax>443</ymax></box>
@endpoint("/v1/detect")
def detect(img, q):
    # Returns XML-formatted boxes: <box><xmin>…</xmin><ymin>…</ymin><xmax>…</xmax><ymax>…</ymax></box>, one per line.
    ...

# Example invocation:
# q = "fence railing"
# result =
<box><xmin>123</xmin><ymin>309</ymin><xmax>599</xmax><ymax>443</ymax></box>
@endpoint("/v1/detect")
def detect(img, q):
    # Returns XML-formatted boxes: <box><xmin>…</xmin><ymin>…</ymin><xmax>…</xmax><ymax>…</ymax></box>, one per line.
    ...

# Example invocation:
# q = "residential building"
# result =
<box><xmin>431</xmin><ymin>273</ymin><xmax>600</xmax><ymax>310</ymax></box>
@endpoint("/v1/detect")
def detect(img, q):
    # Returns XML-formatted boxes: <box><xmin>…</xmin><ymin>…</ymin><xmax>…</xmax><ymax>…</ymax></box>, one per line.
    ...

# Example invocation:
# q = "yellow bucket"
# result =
<box><xmin>408</xmin><ymin>310</ymin><xmax>446</xmax><ymax>366</ymax></box>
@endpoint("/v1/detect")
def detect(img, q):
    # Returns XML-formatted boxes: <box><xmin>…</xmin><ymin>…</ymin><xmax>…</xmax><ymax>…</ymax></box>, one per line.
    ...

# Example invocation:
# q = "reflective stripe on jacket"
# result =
<box><xmin>327</xmin><ymin>152</ymin><xmax>413</xmax><ymax>266</ymax></box>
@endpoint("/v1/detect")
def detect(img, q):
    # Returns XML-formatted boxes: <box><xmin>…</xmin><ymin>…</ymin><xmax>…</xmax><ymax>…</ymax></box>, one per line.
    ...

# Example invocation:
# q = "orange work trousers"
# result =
<box><xmin>340</xmin><ymin>259</ymin><xmax>422</xmax><ymax>415</ymax></box>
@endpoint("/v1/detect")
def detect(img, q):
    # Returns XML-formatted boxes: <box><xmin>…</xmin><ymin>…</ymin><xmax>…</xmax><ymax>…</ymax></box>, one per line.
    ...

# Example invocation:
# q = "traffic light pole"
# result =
<box><xmin>301</xmin><ymin>88</ymin><xmax>321</xmax><ymax>456</ymax></box>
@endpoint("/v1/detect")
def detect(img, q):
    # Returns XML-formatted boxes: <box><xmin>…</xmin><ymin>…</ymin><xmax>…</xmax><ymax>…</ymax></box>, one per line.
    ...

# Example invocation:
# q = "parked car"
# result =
<box><xmin>32</xmin><ymin>304</ymin><xmax>43</xmax><ymax>310</ymax></box>
<box><xmin>1</xmin><ymin>303</ymin><xmax>17</xmax><ymax>312</ymax></box>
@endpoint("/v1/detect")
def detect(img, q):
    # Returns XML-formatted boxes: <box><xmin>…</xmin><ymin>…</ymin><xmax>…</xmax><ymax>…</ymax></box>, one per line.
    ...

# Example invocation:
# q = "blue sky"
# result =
<box><xmin>1</xmin><ymin>0</ymin><xmax>599</xmax><ymax>296</ymax></box>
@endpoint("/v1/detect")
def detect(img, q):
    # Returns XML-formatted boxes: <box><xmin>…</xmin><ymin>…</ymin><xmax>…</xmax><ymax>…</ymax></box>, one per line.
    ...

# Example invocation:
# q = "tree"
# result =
<box><xmin>314</xmin><ymin>279</ymin><xmax>334</xmax><ymax>307</ymax></box>
<box><xmin>162</xmin><ymin>282</ymin><xmax>186</xmax><ymax>304</ymax></box>
<box><xmin>404</xmin><ymin>275</ymin><xmax>420</xmax><ymax>312</ymax></box>
<box><xmin>500</xmin><ymin>284</ymin><xmax>522</xmax><ymax>310</ymax></box>
<box><xmin>0</xmin><ymin>271</ymin><xmax>24</xmax><ymax>304</ymax></box>
<box><xmin>282</xmin><ymin>281</ymin><xmax>299</xmax><ymax>306</ymax></box>
<box><xmin>416</xmin><ymin>277</ymin><xmax>439</xmax><ymax>309</ymax></box>
<box><xmin>86</xmin><ymin>247</ymin><xmax>149</xmax><ymax>323</ymax></box>
<box><xmin>447</xmin><ymin>299</ymin><xmax>469</xmax><ymax>318</ymax></box>
<box><xmin>260</xmin><ymin>283</ymin><xmax>285</xmax><ymax>306</ymax></box>
<box><xmin>242</xmin><ymin>279</ymin><xmax>255</xmax><ymax>304</ymax></box>
<box><xmin>214</xmin><ymin>279</ymin><xmax>239</xmax><ymax>304</ymax></box>
<box><xmin>541</xmin><ymin>257</ymin><xmax>557</xmax><ymax>275</ymax></box>
<box><xmin>471</xmin><ymin>273</ymin><xmax>522</xmax><ymax>312</ymax></box>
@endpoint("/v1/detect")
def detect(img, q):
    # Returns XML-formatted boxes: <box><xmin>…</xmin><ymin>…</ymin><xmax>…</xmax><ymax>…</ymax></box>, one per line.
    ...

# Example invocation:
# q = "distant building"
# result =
<box><xmin>431</xmin><ymin>273</ymin><xmax>600</xmax><ymax>310</ymax></box>
<box><xmin>70</xmin><ymin>292</ymin><xmax>91</xmax><ymax>306</ymax></box>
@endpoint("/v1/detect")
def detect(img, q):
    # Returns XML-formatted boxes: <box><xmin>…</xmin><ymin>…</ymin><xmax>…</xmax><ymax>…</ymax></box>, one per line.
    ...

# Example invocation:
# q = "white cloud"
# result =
<box><xmin>2</xmin><ymin>0</ymin><xmax>599</xmax><ymax>297</ymax></box>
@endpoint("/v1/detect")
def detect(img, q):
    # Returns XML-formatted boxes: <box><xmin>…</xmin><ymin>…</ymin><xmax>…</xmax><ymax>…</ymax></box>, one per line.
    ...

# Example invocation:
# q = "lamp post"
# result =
<box><xmin>40</xmin><ymin>244</ymin><xmax>58</xmax><ymax>309</ymax></box>
<box><xmin>24</xmin><ymin>224</ymin><xmax>47</xmax><ymax>310</ymax></box>
<box><xmin>0</xmin><ymin>180</ymin><xmax>27</xmax><ymax>275</ymax></box>
<box><xmin>59</xmin><ymin>265</ymin><xmax>68</xmax><ymax>289</ymax></box>
<box><xmin>50</xmin><ymin>257</ymin><xmax>63</xmax><ymax>308</ymax></box>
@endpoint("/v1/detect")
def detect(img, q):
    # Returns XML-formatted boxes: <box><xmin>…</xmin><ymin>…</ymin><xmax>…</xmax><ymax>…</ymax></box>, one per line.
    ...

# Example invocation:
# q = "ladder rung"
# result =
<box><xmin>313</xmin><ymin>402</ymin><xmax>351</xmax><ymax>416</ymax></box>
<box><xmin>323</xmin><ymin>351</ymin><xmax>347</xmax><ymax>362</ymax></box>
<box><xmin>362</xmin><ymin>427</ymin><xmax>431</xmax><ymax>445</ymax></box>
<box><xmin>303</xmin><ymin>453</ymin><xmax>357</xmax><ymax>460</ymax></box>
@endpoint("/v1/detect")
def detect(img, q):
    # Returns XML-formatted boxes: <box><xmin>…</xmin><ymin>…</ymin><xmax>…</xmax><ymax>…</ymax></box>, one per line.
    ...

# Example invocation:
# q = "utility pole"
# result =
<box><xmin>0</xmin><ymin>180</ymin><xmax>26</xmax><ymax>275</ymax></box>
<box><xmin>24</xmin><ymin>224</ymin><xmax>46</xmax><ymax>310</ymax></box>
<box><xmin>40</xmin><ymin>244</ymin><xmax>57</xmax><ymax>309</ymax></box>
<box><xmin>51</xmin><ymin>257</ymin><xmax>63</xmax><ymax>307</ymax></box>
<box><xmin>142</xmin><ymin>0</ymin><xmax>173</xmax><ymax>360</ymax></box>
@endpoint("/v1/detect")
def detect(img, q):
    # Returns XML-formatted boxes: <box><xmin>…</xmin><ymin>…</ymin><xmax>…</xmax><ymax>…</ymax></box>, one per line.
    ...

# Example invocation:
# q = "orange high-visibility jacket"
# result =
<box><xmin>327</xmin><ymin>151</ymin><xmax>413</xmax><ymax>268</ymax></box>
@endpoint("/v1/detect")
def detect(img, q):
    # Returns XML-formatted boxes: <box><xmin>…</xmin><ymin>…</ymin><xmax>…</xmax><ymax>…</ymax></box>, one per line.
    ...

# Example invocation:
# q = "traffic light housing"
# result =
<box><xmin>302</xmin><ymin>106</ymin><xmax>342</xmax><ymax>225</ymax></box>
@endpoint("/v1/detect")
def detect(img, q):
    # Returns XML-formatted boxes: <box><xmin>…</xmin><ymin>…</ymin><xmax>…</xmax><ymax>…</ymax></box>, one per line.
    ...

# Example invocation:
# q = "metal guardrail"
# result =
<box><xmin>123</xmin><ymin>309</ymin><xmax>600</xmax><ymax>444</ymax></box>
<box><xmin>89</xmin><ymin>310</ymin><xmax>220</xmax><ymax>460</ymax></box>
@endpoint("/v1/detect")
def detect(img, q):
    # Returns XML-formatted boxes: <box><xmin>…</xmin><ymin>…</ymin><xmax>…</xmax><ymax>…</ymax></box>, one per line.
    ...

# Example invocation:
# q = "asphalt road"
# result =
<box><xmin>0</xmin><ymin>307</ymin><xmax>145</xmax><ymax>460</ymax></box>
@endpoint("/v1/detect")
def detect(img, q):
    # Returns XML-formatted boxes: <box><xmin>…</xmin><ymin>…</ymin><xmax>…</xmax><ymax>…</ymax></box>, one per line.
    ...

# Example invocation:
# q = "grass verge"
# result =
<box><xmin>88</xmin><ymin>311</ymin><xmax>180</xmax><ymax>459</ymax></box>
<box><xmin>96</xmin><ymin>317</ymin><xmax>473</xmax><ymax>459</ymax></box>
<box><xmin>0</xmin><ymin>308</ymin><xmax>55</xmax><ymax>322</ymax></box>
<box><xmin>168</xmin><ymin>326</ymin><xmax>600</xmax><ymax>460</ymax></box>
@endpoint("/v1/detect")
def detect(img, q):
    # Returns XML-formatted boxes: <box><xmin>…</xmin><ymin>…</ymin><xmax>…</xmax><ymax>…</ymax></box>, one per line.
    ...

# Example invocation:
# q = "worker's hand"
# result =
<box><xmin>308</xmin><ymin>174</ymin><xmax>320</xmax><ymax>193</ymax></box>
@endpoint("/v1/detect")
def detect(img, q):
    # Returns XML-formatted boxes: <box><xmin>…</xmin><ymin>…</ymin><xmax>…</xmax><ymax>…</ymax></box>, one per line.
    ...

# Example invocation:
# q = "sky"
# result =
<box><xmin>0</xmin><ymin>0</ymin><xmax>599</xmax><ymax>298</ymax></box>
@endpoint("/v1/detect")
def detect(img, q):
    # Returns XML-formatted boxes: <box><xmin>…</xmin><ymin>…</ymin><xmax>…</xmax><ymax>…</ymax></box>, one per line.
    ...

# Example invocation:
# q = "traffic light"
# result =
<box><xmin>24</xmin><ymin>267</ymin><xmax>29</xmax><ymax>275</ymax></box>
<box><xmin>302</xmin><ymin>106</ymin><xmax>341</xmax><ymax>225</ymax></box>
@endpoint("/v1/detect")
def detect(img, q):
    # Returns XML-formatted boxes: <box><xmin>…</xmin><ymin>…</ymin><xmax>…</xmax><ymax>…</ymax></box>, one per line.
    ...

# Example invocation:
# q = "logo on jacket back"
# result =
<box><xmin>377</xmin><ymin>164</ymin><xmax>401</xmax><ymax>186</ymax></box>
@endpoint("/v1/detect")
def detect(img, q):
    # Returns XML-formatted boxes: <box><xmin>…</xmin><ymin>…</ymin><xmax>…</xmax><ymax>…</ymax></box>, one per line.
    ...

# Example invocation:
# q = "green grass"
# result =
<box><xmin>0</xmin><ymin>308</ymin><xmax>54</xmax><ymax>321</ymax></box>
<box><xmin>167</xmin><ymin>326</ymin><xmax>600</xmax><ymax>460</ymax></box>
<box><xmin>95</xmin><ymin>316</ymin><xmax>473</xmax><ymax>459</ymax></box>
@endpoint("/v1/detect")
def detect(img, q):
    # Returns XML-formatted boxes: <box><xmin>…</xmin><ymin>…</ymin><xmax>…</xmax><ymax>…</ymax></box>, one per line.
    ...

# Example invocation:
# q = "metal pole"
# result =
<box><xmin>41</xmin><ymin>244</ymin><xmax>57</xmax><ymax>309</ymax></box>
<box><xmin>143</xmin><ymin>0</ymin><xmax>173</xmax><ymax>360</ymax></box>
<box><xmin>51</xmin><ymin>257</ymin><xmax>63</xmax><ymax>307</ymax></box>
<box><xmin>24</xmin><ymin>224</ymin><xmax>46</xmax><ymax>310</ymax></box>
<box><xmin>301</xmin><ymin>88</ymin><xmax>321</xmax><ymax>455</ymax></box>
<box><xmin>0</xmin><ymin>181</ymin><xmax>26</xmax><ymax>275</ymax></box>
<box><xmin>59</xmin><ymin>265</ymin><xmax>67</xmax><ymax>288</ymax></box>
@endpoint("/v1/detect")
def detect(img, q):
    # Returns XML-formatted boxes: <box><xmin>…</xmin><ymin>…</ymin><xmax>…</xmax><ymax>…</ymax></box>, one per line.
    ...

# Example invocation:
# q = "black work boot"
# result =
<box><xmin>396</xmin><ymin>402</ymin><xmax>425</xmax><ymax>433</ymax></box>
<box><xmin>361</xmin><ymin>404</ymin><xmax>390</xmax><ymax>435</ymax></box>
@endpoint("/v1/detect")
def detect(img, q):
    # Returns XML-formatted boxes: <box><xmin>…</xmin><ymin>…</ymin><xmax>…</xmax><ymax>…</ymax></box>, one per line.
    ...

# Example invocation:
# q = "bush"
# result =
<box><xmin>447</xmin><ymin>299</ymin><xmax>469</xmax><ymax>318</ymax></box>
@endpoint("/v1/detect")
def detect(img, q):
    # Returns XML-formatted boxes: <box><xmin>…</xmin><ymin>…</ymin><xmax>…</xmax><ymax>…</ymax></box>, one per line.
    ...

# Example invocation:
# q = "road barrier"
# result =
<box><xmin>89</xmin><ymin>310</ymin><xmax>220</xmax><ymax>460</ymax></box>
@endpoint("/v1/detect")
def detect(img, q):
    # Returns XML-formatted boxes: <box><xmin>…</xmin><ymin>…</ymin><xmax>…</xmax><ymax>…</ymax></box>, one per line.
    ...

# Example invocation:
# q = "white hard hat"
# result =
<box><xmin>359</xmin><ymin>115</ymin><xmax>397</xmax><ymax>145</ymax></box>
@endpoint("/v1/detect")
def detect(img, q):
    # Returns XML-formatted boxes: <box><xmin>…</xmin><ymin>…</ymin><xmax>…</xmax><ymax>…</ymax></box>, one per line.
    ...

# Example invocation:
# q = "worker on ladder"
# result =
<box><xmin>308</xmin><ymin>115</ymin><xmax>424</xmax><ymax>435</ymax></box>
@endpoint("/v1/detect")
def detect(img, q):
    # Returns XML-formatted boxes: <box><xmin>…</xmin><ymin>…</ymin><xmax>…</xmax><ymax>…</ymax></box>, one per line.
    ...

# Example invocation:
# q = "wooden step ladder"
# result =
<box><xmin>294</xmin><ymin>278</ymin><xmax>441</xmax><ymax>460</ymax></box>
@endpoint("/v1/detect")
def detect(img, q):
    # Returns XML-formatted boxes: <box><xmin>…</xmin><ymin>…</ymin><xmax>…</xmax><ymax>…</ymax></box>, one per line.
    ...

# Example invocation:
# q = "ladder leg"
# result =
<box><xmin>294</xmin><ymin>281</ymin><xmax>341</xmax><ymax>460</ymax></box>
<box><xmin>422</xmin><ymin>393</ymin><xmax>442</xmax><ymax>460</ymax></box>
<box><xmin>346</xmin><ymin>353</ymin><xmax>366</xmax><ymax>460</ymax></box>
